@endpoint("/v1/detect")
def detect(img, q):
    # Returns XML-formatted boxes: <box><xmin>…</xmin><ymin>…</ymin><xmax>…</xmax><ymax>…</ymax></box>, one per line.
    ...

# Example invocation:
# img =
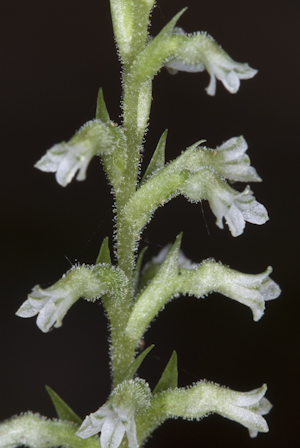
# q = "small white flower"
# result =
<box><xmin>214</xmin><ymin>136</ymin><xmax>262</xmax><ymax>182</ymax></box>
<box><xmin>15</xmin><ymin>266</ymin><xmax>100</xmax><ymax>332</ymax></box>
<box><xmin>176</xmin><ymin>260</ymin><xmax>280</xmax><ymax>321</ymax></box>
<box><xmin>204</xmin><ymin>49</ymin><xmax>257</xmax><ymax>96</ymax></box>
<box><xmin>16</xmin><ymin>282</ymin><xmax>80</xmax><ymax>333</ymax></box>
<box><xmin>212</xmin><ymin>264</ymin><xmax>281</xmax><ymax>321</ymax></box>
<box><xmin>182</xmin><ymin>170</ymin><xmax>268</xmax><ymax>237</ymax></box>
<box><xmin>152</xmin><ymin>244</ymin><xmax>196</xmax><ymax>270</ymax></box>
<box><xmin>165</xmin><ymin>28</ymin><xmax>257</xmax><ymax>96</ymax></box>
<box><xmin>208</xmin><ymin>184</ymin><xmax>269</xmax><ymax>237</ymax></box>
<box><xmin>35</xmin><ymin>141</ymin><xmax>96</xmax><ymax>187</ymax></box>
<box><xmin>247</xmin><ymin>396</ymin><xmax>273</xmax><ymax>438</ymax></box>
<box><xmin>16</xmin><ymin>264</ymin><xmax>129</xmax><ymax>332</ymax></box>
<box><xmin>76</xmin><ymin>379</ymin><xmax>151</xmax><ymax>448</ymax></box>
<box><xmin>76</xmin><ymin>403</ymin><xmax>138</xmax><ymax>448</ymax></box>
<box><xmin>150</xmin><ymin>244</ymin><xmax>172</xmax><ymax>266</ymax></box>
<box><xmin>35</xmin><ymin>120</ymin><xmax>114</xmax><ymax>186</ymax></box>
<box><xmin>184</xmin><ymin>136</ymin><xmax>261</xmax><ymax>183</ymax></box>
<box><xmin>157</xmin><ymin>382</ymin><xmax>272</xmax><ymax>438</ymax></box>
<box><xmin>208</xmin><ymin>383</ymin><xmax>272</xmax><ymax>437</ymax></box>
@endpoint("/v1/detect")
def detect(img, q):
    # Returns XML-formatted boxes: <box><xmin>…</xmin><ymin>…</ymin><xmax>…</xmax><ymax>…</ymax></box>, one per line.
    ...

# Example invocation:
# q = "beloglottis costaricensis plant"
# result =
<box><xmin>1</xmin><ymin>1</ymin><xmax>280</xmax><ymax>448</ymax></box>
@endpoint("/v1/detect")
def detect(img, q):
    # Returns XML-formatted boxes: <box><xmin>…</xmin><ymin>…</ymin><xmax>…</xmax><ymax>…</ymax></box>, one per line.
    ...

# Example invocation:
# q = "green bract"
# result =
<box><xmin>3</xmin><ymin>1</ymin><xmax>281</xmax><ymax>448</ymax></box>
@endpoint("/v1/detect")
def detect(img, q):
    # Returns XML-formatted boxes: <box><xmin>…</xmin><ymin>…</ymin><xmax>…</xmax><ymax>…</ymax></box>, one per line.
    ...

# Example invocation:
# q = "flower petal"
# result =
<box><xmin>36</xmin><ymin>299</ymin><xmax>58</xmax><ymax>332</ymax></box>
<box><xmin>75</xmin><ymin>414</ymin><xmax>101</xmax><ymax>439</ymax></box>
<box><xmin>100</xmin><ymin>413</ymin><xmax>125</xmax><ymax>448</ymax></box>
<box><xmin>15</xmin><ymin>299</ymin><xmax>39</xmax><ymax>318</ymax></box>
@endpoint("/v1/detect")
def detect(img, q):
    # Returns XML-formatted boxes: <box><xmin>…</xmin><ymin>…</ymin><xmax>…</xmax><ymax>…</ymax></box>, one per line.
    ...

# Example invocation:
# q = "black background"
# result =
<box><xmin>1</xmin><ymin>1</ymin><xmax>299</xmax><ymax>447</ymax></box>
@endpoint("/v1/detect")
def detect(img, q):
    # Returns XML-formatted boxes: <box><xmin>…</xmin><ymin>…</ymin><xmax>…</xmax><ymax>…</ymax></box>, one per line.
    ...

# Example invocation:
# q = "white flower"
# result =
<box><xmin>214</xmin><ymin>136</ymin><xmax>262</xmax><ymax>182</ymax></box>
<box><xmin>208</xmin><ymin>184</ymin><xmax>269</xmax><ymax>237</ymax></box>
<box><xmin>15</xmin><ymin>266</ymin><xmax>99</xmax><ymax>332</ymax></box>
<box><xmin>230</xmin><ymin>267</ymin><xmax>281</xmax><ymax>321</ymax></box>
<box><xmin>76</xmin><ymin>379</ymin><xmax>151</xmax><ymax>448</ymax></box>
<box><xmin>16</xmin><ymin>264</ymin><xmax>129</xmax><ymax>332</ymax></box>
<box><xmin>208</xmin><ymin>264</ymin><xmax>281</xmax><ymax>321</ymax></box>
<box><xmin>140</xmin><ymin>244</ymin><xmax>196</xmax><ymax>290</ymax></box>
<box><xmin>35</xmin><ymin>120</ymin><xmax>114</xmax><ymax>186</ymax></box>
<box><xmin>154</xmin><ymin>382</ymin><xmax>272</xmax><ymax>438</ymax></box>
<box><xmin>207</xmin><ymin>383</ymin><xmax>272</xmax><ymax>437</ymax></box>
<box><xmin>165</xmin><ymin>28</ymin><xmax>257</xmax><ymax>96</ymax></box>
<box><xmin>151</xmin><ymin>244</ymin><xmax>196</xmax><ymax>270</ymax></box>
<box><xmin>15</xmin><ymin>282</ymin><xmax>80</xmax><ymax>333</ymax></box>
<box><xmin>77</xmin><ymin>403</ymin><xmax>137</xmax><ymax>448</ymax></box>
<box><xmin>204</xmin><ymin>49</ymin><xmax>257</xmax><ymax>96</ymax></box>
<box><xmin>35</xmin><ymin>141</ymin><xmax>96</xmax><ymax>187</ymax></box>
<box><xmin>184</xmin><ymin>136</ymin><xmax>261</xmax><ymax>183</ymax></box>
<box><xmin>247</xmin><ymin>396</ymin><xmax>273</xmax><ymax>438</ymax></box>
<box><xmin>182</xmin><ymin>169</ymin><xmax>268</xmax><ymax>237</ymax></box>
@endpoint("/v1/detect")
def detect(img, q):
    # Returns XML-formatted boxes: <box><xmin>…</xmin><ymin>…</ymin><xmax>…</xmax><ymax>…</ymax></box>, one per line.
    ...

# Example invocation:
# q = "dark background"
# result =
<box><xmin>1</xmin><ymin>0</ymin><xmax>299</xmax><ymax>447</ymax></box>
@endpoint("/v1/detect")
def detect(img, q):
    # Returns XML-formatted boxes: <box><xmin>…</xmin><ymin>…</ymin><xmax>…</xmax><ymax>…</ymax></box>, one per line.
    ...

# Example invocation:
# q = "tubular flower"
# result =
<box><xmin>194</xmin><ymin>263</ymin><xmax>281</xmax><ymax>321</ymax></box>
<box><xmin>35</xmin><ymin>141</ymin><xmax>96</xmax><ymax>187</ymax></box>
<box><xmin>182</xmin><ymin>168</ymin><xmax>268</xmax><ymax>237</ymax></box>
<box><xmin>76</xmin><ymin>379</ymin><xmax>151</xmax><ymax>448</ymax></box>
<box><xmin>208</xmin><ymin>185</ymin><xmax>269</xmax><ymax>236</ymax></box>
<box><xmin>35</xmin><ymin>120</ymin><xmax>114</xmax><ymax>186</ymax></box>
<box><xmin>15</xmin><ymin>264</ymin><xmax>128</xmax><ymax>332</ymax></box>
<box><xmin>148</xmin><ymin>382</ymin><xmax>272</xmax><ymax>438</ymax></box>
<box><xmin>165</xmin><ymin>28</ymin><xmax>257</xmax><ymax>95</ymax></box>
<box><xmin>207</xmin><ymin>136</ymin><xmax>262</xmax><ymax>182</ymax></box>
<box><xmin>15</xmin><ymin>267</ymin><xmax>98</xmax><ymax>332</ymax></box>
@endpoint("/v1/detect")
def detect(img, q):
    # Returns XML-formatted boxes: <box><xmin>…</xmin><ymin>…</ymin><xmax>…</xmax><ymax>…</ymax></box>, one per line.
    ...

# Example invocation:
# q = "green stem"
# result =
<box><xmin>110</xmin><ymin>323</ymin><xmax>138</xmax><ymax>386</ymax></box>
<box><xmin>111</xmin><ymin>73</ymin><xmax>151</xmax><ymax>385</ymax></box>
<box><xmin>116</xmin><ymin>69</ymin><xmax>152</xmax><ymax>278</ymax></box>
